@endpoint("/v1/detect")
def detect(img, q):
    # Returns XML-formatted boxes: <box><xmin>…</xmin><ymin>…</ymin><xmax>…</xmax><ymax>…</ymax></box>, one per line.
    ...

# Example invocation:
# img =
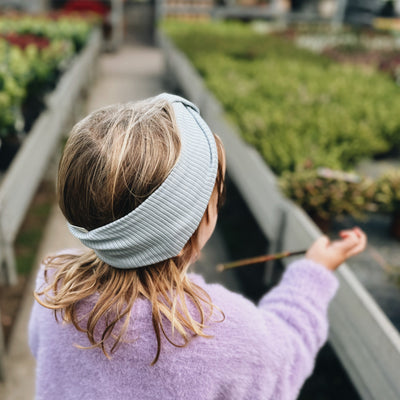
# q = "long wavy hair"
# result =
<box><xmin>34</xmin><ymin>98</ymin><xmax>226</xmax><ymax>365</ymax></box>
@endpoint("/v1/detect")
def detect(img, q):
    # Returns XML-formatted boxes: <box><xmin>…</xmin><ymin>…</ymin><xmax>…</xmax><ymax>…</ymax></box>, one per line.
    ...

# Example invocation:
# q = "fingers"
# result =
<box><xmin>346</xmin><ymin>228</ymin><xmax>367</xmax><ymax>257</ymax></box>
<box><xmin>333</xmin><ymin>230</ymin><xmax>358</xmax><ymax>250</ymax></box>
<box><xmin>306</xmin><ymin>228</ymin><xmax>367</xmax><ymax>271</ymax></box>
<box><xmin>339</xmin><ymin>227</ymin><xmax>364</xmax><ymax>239</ymax></box>
<box><xmin>335</xmin><ymin>227</ymin><xmax>367</xmax><ymax>258</ymax></box>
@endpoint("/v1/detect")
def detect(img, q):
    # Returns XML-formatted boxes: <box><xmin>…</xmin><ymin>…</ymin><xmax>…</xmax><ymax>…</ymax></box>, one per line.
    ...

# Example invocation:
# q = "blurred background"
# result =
<box><xmin>0</xmin><ymin>1</ymin><xmax>400</xmax><ymax>399</ymax></box>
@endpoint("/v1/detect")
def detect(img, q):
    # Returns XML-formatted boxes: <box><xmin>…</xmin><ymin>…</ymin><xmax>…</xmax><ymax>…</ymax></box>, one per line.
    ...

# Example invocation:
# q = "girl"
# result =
<box><xmin>29</xmin><ymin>93</ymin><xmax>366</xmax><ymax>400</ymax></box>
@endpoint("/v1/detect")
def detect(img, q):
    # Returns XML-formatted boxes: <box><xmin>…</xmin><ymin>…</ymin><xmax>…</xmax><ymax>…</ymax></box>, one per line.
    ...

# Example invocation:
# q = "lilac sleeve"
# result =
<box><xmin>28</xmin><ymin>264</ymin><xmax>48</xmax><ymax>359</ymax></box>
<box><xmin>258</xmin><ymin>259</ymin><xmax>339</xmax><ymax>399</ymax></box>
<box><xmin>28</xmin><ymin>300</ymin><xmax>40</xmax><ymax>359</ymax></box>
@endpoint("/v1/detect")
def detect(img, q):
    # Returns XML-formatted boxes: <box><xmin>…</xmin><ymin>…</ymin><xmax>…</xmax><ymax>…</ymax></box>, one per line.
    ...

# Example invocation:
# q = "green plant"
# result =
<box><xmin>279</xmin><ymin>168</ymin><xmax>377</xmax><ymax>221</ymax></box>
<box><xmin>0</xmin><ymin>67</ymin><xmax>25</xmax><ymax>137</ymax></box>
<box><xmin>163</xmin><ymin>21</ymin><xmax>400</xmax><ymax>233</ymax></box>
<box><xmin>163</xmin><ymin>21</ymin><xmax>400</xmax><ymax>175</ymax></box>
<box><xmin>0</xmin><ymin>14</ymin><xmax>94</xmax><ymax>52</ymax></box>
<box><xmin>375</xmin><ymin>169</ymin><xmax>400</xmax><ymax>213</ymax></box>
<box><xmin>0</xmin><ymin>13</ymin><xmax>93</xmax><ymax>140</ymax></box>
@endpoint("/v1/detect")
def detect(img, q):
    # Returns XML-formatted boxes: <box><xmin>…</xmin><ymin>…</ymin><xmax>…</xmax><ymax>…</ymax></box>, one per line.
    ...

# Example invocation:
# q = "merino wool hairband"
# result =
<box><xmin>68</xmin><ymin>93</ymin><xmax>218</xmax><ymax>269</ymax></box>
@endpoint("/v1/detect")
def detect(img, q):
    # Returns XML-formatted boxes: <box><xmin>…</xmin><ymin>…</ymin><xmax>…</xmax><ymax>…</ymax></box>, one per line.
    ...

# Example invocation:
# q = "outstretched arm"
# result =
<box><xmin>258</xmin><ymin>228</ymin><xmax>366</xmax><ymax>399</ymax></box>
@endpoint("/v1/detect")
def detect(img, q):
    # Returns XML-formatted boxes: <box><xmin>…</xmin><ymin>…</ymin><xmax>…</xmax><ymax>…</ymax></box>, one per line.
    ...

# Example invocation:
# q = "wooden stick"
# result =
<box><xmin>217</xmin><ymin>250</ymin><xmax>307</xmax><ymax>272</ymax></box>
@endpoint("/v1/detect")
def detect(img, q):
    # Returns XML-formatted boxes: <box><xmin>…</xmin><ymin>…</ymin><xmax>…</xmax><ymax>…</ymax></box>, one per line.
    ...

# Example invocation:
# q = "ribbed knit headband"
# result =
<box><xmin>68</xmin><ymin>93</ymin><xmax>218</xmax><ymax>269</ymax></box>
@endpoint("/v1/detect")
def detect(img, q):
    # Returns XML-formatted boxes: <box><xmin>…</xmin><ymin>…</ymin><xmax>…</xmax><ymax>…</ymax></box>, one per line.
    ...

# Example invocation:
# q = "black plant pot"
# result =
<box><xmin>390</xmin><ymin>211</ymin><xmax>400</xmax><ymax>240</ymax></box>
<box><xmin>309</xmin><ymin>212</ymin><xmax>332</xmax><ymax>234</ymax></box>
<box><xmin>22</xmin><ymin>95</ymin><xmax>46</xmax><ymax>133</ymax></box>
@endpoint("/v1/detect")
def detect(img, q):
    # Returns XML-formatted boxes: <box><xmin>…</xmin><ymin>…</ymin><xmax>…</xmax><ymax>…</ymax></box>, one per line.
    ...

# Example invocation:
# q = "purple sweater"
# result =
<box><xmin>29</xmin><ymin>258</ymin><xmax>338</xmax><ymax>400</ymax></box>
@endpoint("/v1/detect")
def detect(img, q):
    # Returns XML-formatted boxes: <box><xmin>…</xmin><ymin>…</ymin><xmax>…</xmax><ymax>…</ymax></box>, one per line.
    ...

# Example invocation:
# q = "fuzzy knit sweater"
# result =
<box><xmin>29</xmin><ymin>258</ymin><xmax>338</xmax><ymax>400</ymax></box>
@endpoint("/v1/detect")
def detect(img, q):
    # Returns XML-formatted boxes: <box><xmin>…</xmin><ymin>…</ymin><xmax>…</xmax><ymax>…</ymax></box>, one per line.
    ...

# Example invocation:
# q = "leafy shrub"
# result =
<box><xmin>375</xmin><ymin>170</ymin><xmax>400</xmax><ymax>213</ymax></box>
<box><xmin>279</xmin><ymin>168</ymin><xmax>377</xmax><ymax>221</ymax></box>
<box><xmin>0</xmin><ymin>12</ymin><xmax>93</xmax><ymax>139</ymax></box>
<box><xmin>0</xmin><ymin>13</ymin><xmax>94</xmax><ymax>51</ymax></box>
<box><xmin>163</xmin><ymin>21</ymin><xmax>400</xmax><ymax>223</ymax></box>
<box><xmin>164</xmin><ymin>21</ymin><xmax>400</xmax><ymax>175</ymax></box>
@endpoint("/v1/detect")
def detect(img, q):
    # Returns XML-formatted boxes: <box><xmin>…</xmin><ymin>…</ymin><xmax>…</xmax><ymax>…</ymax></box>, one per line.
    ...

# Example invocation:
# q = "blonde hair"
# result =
<box><xmin>35</xmin><ymin>98</ymin><xmax>226</xmax><ymax>365</ymax></box>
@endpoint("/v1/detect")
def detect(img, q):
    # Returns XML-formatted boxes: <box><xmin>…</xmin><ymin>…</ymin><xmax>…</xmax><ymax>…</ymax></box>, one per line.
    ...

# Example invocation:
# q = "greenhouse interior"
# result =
<box><xmin>1</xmin><ymin>1</ymin><xmax>400</xmax><ymax>399</ymax></box>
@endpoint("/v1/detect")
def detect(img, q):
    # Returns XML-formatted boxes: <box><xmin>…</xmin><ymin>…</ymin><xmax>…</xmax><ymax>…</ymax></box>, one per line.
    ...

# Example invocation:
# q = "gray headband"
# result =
<box><xmin>68</xmin><ymin>93</ymin><xmax>218</xmax><ymax>269</ymax></box>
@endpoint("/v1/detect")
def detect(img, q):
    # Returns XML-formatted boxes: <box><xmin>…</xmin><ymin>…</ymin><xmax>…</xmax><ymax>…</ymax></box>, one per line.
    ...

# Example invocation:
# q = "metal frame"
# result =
<box><xmin>158</xmin><ymin>30</ymin><xmax>400</xmax><ymax>400</ymax></box>
<box><xmin>0</xmin><ymin>28</ymin><xmax>102</xmax><ymax>382</ymax></box>
<box><xmin>0</xmin><ymin>28</ymin><xmax>102</xmax><ymax>286</ymax></box>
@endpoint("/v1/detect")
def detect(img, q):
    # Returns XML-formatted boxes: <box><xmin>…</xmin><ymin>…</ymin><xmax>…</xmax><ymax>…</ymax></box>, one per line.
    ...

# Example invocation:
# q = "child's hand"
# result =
<box><xmin>306</xmin><ymin>227</ymin><xmax>367</xmax><ymax>271</ymax></box>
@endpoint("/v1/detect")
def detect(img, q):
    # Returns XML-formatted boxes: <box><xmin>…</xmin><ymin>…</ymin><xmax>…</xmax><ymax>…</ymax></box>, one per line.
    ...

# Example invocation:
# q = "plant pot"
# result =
<box><xmin>22</xmin><ymin>92</ymin><xmax>46</xmax><ymax>133</ymax></box>
<box><xmin>309</xmin><ymin>212</ymin><xmax>331</xmax><ymax>233</ymax></box>
<box><xmin>0</xmin><ymin>135</ymin><xmax>21</xmax><ymax>172</ymax></box>
<box><xmin>390</xmin><ymin>211</ymin><xmax>400</xmax><ymax>240</ymax></box>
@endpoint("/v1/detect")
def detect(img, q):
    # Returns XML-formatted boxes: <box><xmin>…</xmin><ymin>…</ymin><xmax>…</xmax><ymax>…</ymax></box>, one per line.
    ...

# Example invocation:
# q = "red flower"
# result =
<box><xmin>63</xmin><ymin>1</ymin><xmax>110</xmax><ymax>16</ymax></box>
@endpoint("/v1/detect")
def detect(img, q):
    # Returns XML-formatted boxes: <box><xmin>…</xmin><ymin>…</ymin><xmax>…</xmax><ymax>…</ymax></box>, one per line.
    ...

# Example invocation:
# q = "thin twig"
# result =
<box><xmin>217</xmin><ymin>250</ymin><xmax>307</xmax><ymax>272</ymax></box>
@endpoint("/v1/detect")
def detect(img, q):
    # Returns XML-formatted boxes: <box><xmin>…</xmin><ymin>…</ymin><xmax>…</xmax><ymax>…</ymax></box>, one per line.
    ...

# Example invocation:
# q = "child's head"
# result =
<box><xmin>37</xmin><ymin>94</ymin><xmax>225</xmax><ymax>364</ymax></box>
<box><xmin>61</xmin><ymin>94</ymin><xmax>225</xmax><ymax>267</ymax></box>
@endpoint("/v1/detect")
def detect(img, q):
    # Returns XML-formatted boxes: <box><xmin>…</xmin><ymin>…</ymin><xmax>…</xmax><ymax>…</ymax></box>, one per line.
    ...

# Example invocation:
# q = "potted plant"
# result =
<box><xmin>0</xmin><ymin>67</ymin><xmax>25</xmax><ymax>171</ymax></box>
<box><xmin>279</xmin><ymin>168</ymin><xmax>377</xmax><ymax>232</ymax></box>
<box><xmin>375</xmin><ymin>169</ymin><xmax>400</xmax><ymax>239</ymax></box>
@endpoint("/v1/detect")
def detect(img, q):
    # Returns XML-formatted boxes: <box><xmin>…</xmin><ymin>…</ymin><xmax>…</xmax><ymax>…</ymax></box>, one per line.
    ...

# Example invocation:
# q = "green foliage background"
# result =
<box><xmin>163</xmin><ymin>21</ymin><xmax>400</xmax><ymax>175</ymax></box>
<box><xmin>0</xmin><ymin>14</ymin><xmax>94</xmax><ymax>138</ymax></box>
